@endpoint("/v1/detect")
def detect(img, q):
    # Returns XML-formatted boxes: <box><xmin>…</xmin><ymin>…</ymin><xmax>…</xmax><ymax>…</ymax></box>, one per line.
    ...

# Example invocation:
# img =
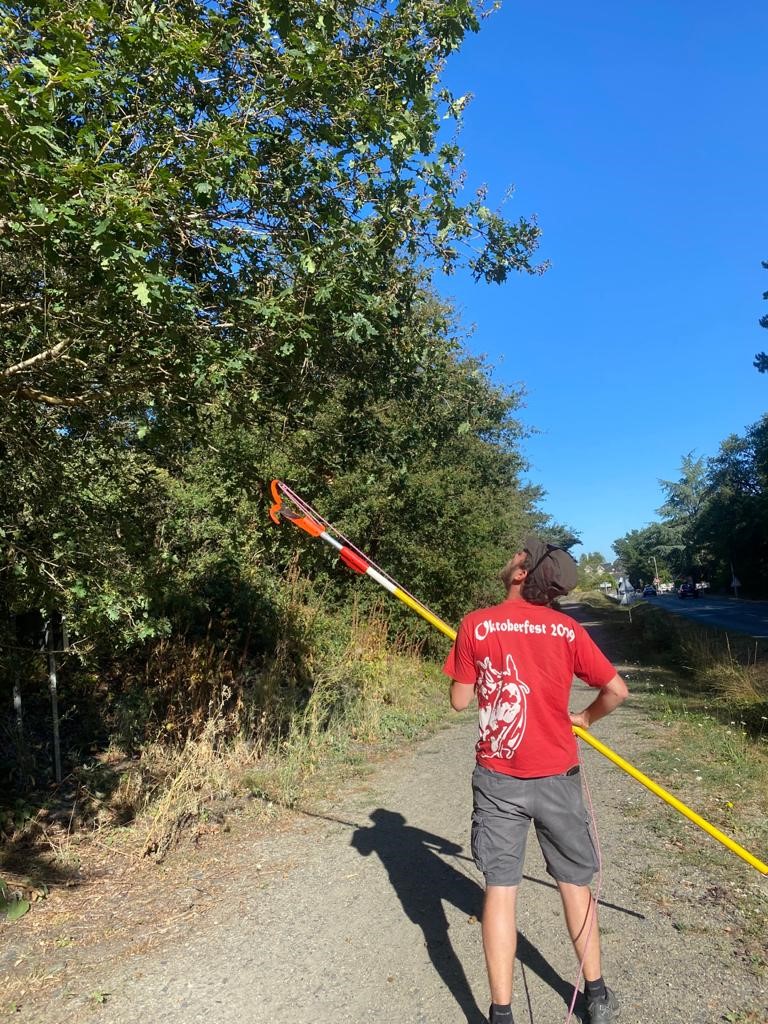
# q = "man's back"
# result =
<box><xmin>445</xmin><ymin>598</ymin><xmax>615</xmax><ymax>778</ymax></box>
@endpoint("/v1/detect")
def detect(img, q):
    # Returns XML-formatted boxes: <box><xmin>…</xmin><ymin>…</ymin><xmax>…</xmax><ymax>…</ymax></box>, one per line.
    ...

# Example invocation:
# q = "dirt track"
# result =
<box><xmin>3</xmin><ymin>603</ymin><xmax>767</xmax><ymax>1023</ymax></box>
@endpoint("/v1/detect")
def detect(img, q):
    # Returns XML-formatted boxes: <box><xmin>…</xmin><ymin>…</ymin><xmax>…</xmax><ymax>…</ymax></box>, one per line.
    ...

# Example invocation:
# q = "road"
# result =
<box><xmin>643</xmin><ymin>594</ymin><xmax>768</xmax><ymax>638</ymax></box>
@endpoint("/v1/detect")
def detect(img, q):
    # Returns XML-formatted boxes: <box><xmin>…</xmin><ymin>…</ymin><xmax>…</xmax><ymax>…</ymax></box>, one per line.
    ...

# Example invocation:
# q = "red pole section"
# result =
<box><xmin>340</xmin><ymin>548</ymin><xmax>369</xmax><ymax>574</ymax></box>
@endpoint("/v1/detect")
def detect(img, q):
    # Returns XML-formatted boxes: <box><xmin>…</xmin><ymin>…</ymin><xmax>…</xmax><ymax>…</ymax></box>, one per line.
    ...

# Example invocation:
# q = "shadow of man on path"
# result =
<box><xmin>351</xmin><ymin>808</ymin><xmax>585</xmax><ymax>1024</ymax></box>
<box><xmin>351</xmin><ymin>808</ymin><xmax>485</xmax><ymax>1024</ymax></box>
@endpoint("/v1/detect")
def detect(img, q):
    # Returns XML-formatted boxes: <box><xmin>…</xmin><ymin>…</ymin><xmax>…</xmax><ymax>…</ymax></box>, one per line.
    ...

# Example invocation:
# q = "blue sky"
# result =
<box><xmin>437</xmin><ymin>1</ymin><xmax>768</xmax><ymax>559</ymax></box>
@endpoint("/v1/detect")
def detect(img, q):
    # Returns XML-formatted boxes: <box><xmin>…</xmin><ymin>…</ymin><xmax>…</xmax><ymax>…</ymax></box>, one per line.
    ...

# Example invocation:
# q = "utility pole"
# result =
<box><xmin>652</xmin><ymin>555</ymin><xmax>661</xmax><ymax>587</ymax></box>
<box><xmin>730</xmin><ymin>561</ymin><xmax>741</xmax><ymax>599</ymax></box>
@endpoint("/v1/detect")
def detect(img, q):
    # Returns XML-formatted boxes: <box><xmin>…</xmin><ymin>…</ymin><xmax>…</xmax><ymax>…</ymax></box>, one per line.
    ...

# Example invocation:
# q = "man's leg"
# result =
<box><xmin>471</xmin><ymin>766</ymin><xmax>530</xmax><ymax>1022</ymax></box>
<box><xmin>557</xmin><ymin>881</ymin><xmax>601</xmax><ymax>980</ymax></box>
<box><xmin>536</xmin><ymin>775</ymin><xmax>620</xmax><ymax>1021</ymax></box>
<box><xmin>481</xmin><ymin>884</ymin><xmax>519</xmax><ymax>1004</ymax></box>
<box><xmin>558</xmin><ymin>881</ymin><xmax>621</xmax><ymax>1021</ymax></box>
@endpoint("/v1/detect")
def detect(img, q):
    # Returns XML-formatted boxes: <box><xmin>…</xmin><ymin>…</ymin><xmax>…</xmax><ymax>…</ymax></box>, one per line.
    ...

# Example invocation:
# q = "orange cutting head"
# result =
<box><xmin>268</xmin><ymin>479</ymin><xmax>283</xmax><ymax>524</ymax></box>
<box><xmin>268</xmin><ymin>479</ymin><xmax>325</xmax><ymax>537</ymax></box>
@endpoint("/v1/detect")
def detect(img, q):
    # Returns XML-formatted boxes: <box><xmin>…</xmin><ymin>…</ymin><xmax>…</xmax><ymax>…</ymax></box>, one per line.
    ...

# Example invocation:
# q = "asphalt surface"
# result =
<box><xmin>642</xmin><ymin>594</ymin><xmax>768</xmax><ymax>638</ymax></box>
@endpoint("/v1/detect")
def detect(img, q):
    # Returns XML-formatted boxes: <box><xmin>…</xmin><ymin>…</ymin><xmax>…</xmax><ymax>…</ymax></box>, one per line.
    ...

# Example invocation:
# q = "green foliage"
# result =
<box><xmin>575</xmin><ymin>551</ymin><xmax>613</xmax><ymax>590</ymax></box>
<box><xmin>0</xmin><ymin>877</ymin><xmax>30</xmax><ymax>922</ymax></box>
<box><xmin>655</xmin><ymin>452</ymin><xmax>709</xmax><ymax>573</ymax></box>
<box><xmin>698</xmin><ymin>415</ymin><xmax>768</xmax><ymax>594</ymax></box>
<box><xmin>614</xmin><ymin>454</ymin><xmax>708</xmax><ymax>585</ymax></box>
<box><xmin>1</xmin><ymin>0</ymin><xmax>541</xmax><ymax>412</ymax></box>
<box><xmin>0</xmin><ymin>2</ymin><xmax>569</xmax><ymax>797</ymax></box>
<box><xmin>754</xmin><ymin>258</ymin><xmax>768</xmax><ymax>373</ymax></box>
<box><xmin>612</xmin><ymin>524</ymin><xmax>666</xmax><ymax>586</ymax></box>
<box><xmin>615</xmin><ymin>417</ymin><xmax>768</xmax><ymax>596</ymax></box>
<box><xmin>1</xmin><ymin>0</ymin><xmax>544</xmax><ymax>642</ymax></box>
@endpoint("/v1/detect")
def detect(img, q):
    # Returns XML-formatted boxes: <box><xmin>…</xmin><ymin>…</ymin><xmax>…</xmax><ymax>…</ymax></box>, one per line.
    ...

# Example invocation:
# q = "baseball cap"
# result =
<box><xmin>522</xmin><ymin>535</ymin><xmax>578</xmax><ymax>602</ymax></box>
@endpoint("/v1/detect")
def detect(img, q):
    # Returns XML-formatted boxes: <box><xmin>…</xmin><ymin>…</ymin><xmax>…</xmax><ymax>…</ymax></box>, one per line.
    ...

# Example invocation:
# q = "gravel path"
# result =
<box><xmin>8</xmin><ymin>604</ymin><xmax>768</xmax><ymax>1024</ymax></box>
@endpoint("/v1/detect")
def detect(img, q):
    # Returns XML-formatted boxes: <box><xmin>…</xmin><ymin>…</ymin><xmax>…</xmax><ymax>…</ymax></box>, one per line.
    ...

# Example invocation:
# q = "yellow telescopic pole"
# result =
<box><xmin>391</xmin><ymin>587</ymin><xmax>458</xmax><ymax>641</ymax></box>
<box><xmin>572</xmin><ymin>726</ymin><xmax>768</xmax><ymax>875</ymax></box>
<box><xmin>270</xmin><ymin>482</ymin><xmax>767</xmax><ymax>875</ymax></box>
<box><xmin>388</xmin><ymin>584</ymin><xmax>768</xmax><ymax>876</ymax></box>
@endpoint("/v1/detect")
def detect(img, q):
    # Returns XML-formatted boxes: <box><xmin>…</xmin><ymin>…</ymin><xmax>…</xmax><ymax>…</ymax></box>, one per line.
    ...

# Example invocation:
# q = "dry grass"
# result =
<box><xmin>692</xmin><ymin>633</ymin><xmax>768</xmax><ymax>701</ymax></box>
<box><xmin>573</xmin><ymin>592</ymin><xmax>768</xmax><ymax>974</ymax></box>
<box><xmin>137</xmin><ymin>707</ymin><xmax>257</xmax><ymax>861</ymax></box>
<box><xmin>576</xmin><ymin>591</ymin><xmax>768</xmax><ymax>735</ymax></box>
<box><xmin>2</xmin><ymin>578</ymin><xmax>452</xmax><ymax>878</ymax></box>
<box><xmin>240</xmin><ymin>602</ymin><xmax>447</xmax><ymax>809</ymax></box>
<box><xmin>86</xmin><ymin>596</ymin><xmax>444</xmax><ymax>857</ymax></box>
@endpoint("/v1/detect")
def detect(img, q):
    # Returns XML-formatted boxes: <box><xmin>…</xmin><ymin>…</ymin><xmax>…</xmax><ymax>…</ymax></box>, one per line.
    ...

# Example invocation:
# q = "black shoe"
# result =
<box><xmin>586</xmin><ymin>986</ymin><xmax>620</xmax><ymax>1023</ymax></box>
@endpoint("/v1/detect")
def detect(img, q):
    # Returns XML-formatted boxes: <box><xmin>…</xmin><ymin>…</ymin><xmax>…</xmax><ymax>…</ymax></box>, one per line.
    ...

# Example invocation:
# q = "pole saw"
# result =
<box><xmin>269</xmin><ymin>479</ymin><xmax>767</xmax><ymax>876</ymax></box>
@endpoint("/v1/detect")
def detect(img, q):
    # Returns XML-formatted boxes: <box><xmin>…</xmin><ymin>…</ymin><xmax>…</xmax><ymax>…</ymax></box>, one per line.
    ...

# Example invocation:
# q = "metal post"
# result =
<box><xmin>45</xmin><ymin>617</ymin><xmax>62</xmax><ymax>784</ymax></box>
<box><xmin>13</xmin><ymin>669</ymin><xmax>23</xmax><ymax>737</ymax></box>
<box><xmin>730</xmin><ymin>561</ymin><xmax>741</xmax><ymax>599</ymax></box>
<box><xmin>9</xmin><ymin>613</ymin><xmax>23</xmax><ymax>739</ymax></box>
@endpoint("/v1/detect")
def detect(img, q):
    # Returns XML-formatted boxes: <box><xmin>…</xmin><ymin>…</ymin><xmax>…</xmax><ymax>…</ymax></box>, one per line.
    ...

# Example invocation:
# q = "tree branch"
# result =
<box><xmin>2</xmin><ymin>339</ymin><xmax>73</xmax><ymax>378</ymax></box>
<box><xmin>10</xmin><ymin>384</ymin><xmax>83</xmax><ymax>407</ymax></box>
<box><xmin>0</xmin><ymin>298</ymin><xmax>37</xmax><ymax>316</ymax></box>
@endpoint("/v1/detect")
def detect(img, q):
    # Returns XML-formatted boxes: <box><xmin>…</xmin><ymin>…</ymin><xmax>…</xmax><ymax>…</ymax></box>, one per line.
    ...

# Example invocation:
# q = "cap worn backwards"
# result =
<box><xmin>522</xmin><ymin>535</ymin><xmax>578</xmax><ymax>603</ymax></box>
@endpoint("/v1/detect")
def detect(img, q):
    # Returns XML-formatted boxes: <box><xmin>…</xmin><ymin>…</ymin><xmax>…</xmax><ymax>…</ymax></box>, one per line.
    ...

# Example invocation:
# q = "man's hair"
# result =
<box><xmin>521</xmin><ymin>570</ymin><xmax>555</xmax><ymax>607</ymax></box>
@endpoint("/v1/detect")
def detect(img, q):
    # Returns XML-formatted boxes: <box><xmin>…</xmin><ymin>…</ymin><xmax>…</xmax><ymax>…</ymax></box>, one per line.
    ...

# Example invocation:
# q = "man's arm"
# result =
<box><xmin>569</xmin><ymin>673</ymin><xmax>628</xmax><ymax>729</ymax></box>
<box><xmin>444</xmin><ymin>615</ymin><xmax>477</xmax><ymax>710</ymax></box>
<box><xmin>450</xmin><ymin>680</ymin><xmax>475</xmax><ymax>711</ymax></box>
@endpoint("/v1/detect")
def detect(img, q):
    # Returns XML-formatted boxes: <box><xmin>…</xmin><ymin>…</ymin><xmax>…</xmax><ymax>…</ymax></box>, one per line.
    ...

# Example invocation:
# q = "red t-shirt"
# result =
<box><xmin>443</xmin><ymin>599</ymin><xmax>616</xmax><ymax>778</ymax></box>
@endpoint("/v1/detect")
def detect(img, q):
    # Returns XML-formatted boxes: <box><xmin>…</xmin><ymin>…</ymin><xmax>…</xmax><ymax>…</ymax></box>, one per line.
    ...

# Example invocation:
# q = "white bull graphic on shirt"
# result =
<box><xmin>475</xmin><ymin>654</ymin><xmax>530</xmax><ymax>759</ymax></box>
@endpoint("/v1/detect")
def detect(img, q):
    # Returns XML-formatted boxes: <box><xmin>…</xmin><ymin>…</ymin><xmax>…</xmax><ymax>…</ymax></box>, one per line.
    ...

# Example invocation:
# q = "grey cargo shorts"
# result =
<box><xmin>471</xmin><ymin>763</ymin><xmax>597</xmax><ymax>886</ymax></box>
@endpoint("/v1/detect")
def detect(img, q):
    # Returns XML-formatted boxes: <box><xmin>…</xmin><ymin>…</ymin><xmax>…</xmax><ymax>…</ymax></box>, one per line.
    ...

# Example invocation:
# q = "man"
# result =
<box><xmin>444</xmin><ymin>538</ymin><xmax>628</xmax><ymax>1024</ymax></box>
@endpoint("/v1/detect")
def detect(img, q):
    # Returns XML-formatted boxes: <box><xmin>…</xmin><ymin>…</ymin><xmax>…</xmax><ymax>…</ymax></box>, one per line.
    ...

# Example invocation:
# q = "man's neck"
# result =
<box><xmin>504</xmin><ymin>586</ymin><xmax>526</xmax><ymax>603</ymax></box>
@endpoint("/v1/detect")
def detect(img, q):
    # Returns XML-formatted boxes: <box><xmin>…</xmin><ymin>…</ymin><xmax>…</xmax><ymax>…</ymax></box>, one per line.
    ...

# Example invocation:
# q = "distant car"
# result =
<box><xmin>678</xmin><ymin>581</ymin><xmax>697</xmax><ymax>599</ymax></box>
<box><xmin>642</xmin><ymin>585</ymin><xmax>657</xmax><ymax>597</ymax></box>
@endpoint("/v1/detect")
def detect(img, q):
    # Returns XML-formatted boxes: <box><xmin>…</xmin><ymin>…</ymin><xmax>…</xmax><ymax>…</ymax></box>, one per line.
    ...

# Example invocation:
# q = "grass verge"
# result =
<box><xmin>574</xmin><ymin>591</ymin><xmax>768</xmax><ymax>978</ymax></box>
